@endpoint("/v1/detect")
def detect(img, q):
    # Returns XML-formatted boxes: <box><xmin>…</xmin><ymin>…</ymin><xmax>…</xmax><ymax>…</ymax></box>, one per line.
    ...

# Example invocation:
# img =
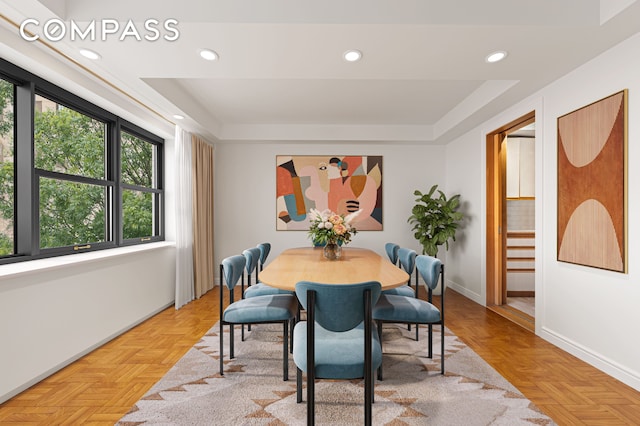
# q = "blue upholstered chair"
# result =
<box><xmin>257</xmin><ymin>242</ymin><xmax>271</xmax><ymax>271</ymax></box>
<box><xmin>384</xmin><ymin>242</ymin><xmax>400</xmax><ymax>266</ymax></box>
<box><xmin>373</xmin><ymin>255</ymin><xmax>445</xmax><ymax>377</ymax></box>
<box><xmin>243</xmin><ymin>247</ymin><xmax>261</xmax><ymax>288</ymax></box>
<box><xmin>244</xmin><ymin>244</ymin><xmax>294</xmax><ymax>298</ymax></box>
<box><xmin>294</xmin><ymin>281</ymin><xmax>382</xmax><ymax>426</ymax></box>
<box><xmin>381</xmin><ymin>248</ymin><xmax>419</xmax><ymax>337</ymax></box>
<box><xmin>383</xmin><ymin>246</ymin><xmax>418</xmax><ymax>341</ymax></box>
<box><xmin>382</xmin><ymin>248</ymin><xmax>417</xmax><ymax>298</ymax></box>
<box><xmin>243</xmin><ymin>246</ymin><xmax>296</xmax><ymax>349</ymax></box>
<box><xmin>240</xmin><ymin>247</ymin><xmax>261</xmax><ymax>337</ymax></box>
<box><xmin>219</xmin><ymin>255</ymin><xmax>297</xmax><ymax>381</ymax></box>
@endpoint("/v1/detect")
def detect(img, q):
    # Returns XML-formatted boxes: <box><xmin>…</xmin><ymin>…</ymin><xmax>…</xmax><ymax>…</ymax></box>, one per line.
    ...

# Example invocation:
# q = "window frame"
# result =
<box><xmin>118</xmin><ymin>121</ymin><xmax>164</xmax><ymax>246</ymax></box>
<box><xmin>0</xmin><ymin>74</ymin><xmax>17</xmax><ymax>257</ymax></box>
<box><xmin>0</xmin><ymin>57</ymin><xmax>164</xmax><ymax>264</ymax></box>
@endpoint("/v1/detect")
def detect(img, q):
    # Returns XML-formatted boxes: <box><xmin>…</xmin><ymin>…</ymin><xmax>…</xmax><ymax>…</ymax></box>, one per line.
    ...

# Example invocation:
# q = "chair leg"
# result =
<box><xmin>371</xmin><ymin>372</ymin><xmax>376</xmax><ymax>404</ymax></box>
<box><xmin>296</xmin><ymin>368</ymin><xmax>303</xmax><ymax>403</ymax></box>
<box><xmin>441</xmin><ymin>323</ymin><xmax>445</xmax><ymax>374</ymax></box>
<box><xmin>283</xmin><ymin>321</ymin><xmax>289</xmax><ymax>381</ymax></box>
<box><xmin>372</xmin><ymin>373</ymin><xmax>376</xmax><ymax>404</ymax></box>
<box><xmin>415</xmin><ymin>323</ymin><xmax>419</xmax><ymax>341</ymax></box>
<box><xmin>377</xmin><ymin>320</ymin><xmax>383</xmax><ymax>381</ymax></box>
<box><xmin>230</xmin><ymin>324</ymin><xmax>235</xmax><ymax>359</ymax></box>
<box><xmin>307</xmin><ymin>370</ymin><xmax>315</xmax><ymax>426</ymax></box>
<box><xmin>365</xmin><ymin>292</ymin><xmax>373</xmax><ymax>426</ymax></box>
<box><xmin>242</xmin><ymin>324</ymin><xmax>245</xmax><ymax>341</ymax></box>
<box><xmin>428</xmin><ymin>324</ymin><xmax>433</xmax><ymax>358</ymax></box>
<box><xmin>289</xmin><ymin>318</ymin><xmax>294</xmax><ymax>354</ymax></box>
<box><xmin>219</xmin><ymin>321</ymin><xmax>224</xmax><ymax>376</ymax></box>
<box><xmin>365</xmin><ymin>364</ymin><xmax>372</xmax><ymax>425</ymax></box>
<box><xmin>306</xmin><ymin>291</ymin><xmax>315</xmax><ymax>426</ymax></box>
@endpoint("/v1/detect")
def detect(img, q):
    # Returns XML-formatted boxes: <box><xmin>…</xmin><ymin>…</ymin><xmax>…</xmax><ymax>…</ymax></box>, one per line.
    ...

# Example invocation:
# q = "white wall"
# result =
<box><xmin>445</xmin><ymin>32</ymin><xmax>640</xmax><ymax>390</ymax></box>
<box><xmin>213</xmin><ymin>142</ymin><xmax>447</xmax><ymax>273</ymax></box>
<box><xmin>0</xmin><ymin>244</ymin><xmax>176</xmax><ymax>403</ymax></box>
<box><xmin>0</xmin><ymin>35</ymin><xmax>178</xmax><ymax>404</ymax></box>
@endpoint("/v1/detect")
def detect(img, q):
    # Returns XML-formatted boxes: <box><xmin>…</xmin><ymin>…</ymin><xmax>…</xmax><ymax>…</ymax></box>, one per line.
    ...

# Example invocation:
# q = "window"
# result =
<box><xmin>0</xmin><ymin>58</ymin><xmax>164</xmax><ymax>263</ymax></box>
<box><xmin>0</xmin><ymin>78</ymin><xmax>14</xmax><ymax>256</ymax></box>
<box><xmin>35</xmin><ymin>94</ymin><xmax>110</xmax><ymax>250</ymax></box>
<box><xmin>120</xmin><ymin>128</ymin><xmax>163</xmax><ymax>242</ymax></box>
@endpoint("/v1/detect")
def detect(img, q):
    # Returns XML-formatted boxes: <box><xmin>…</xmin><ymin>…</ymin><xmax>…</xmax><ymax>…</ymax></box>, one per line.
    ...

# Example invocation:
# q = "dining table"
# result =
<box><xmin>258</xmin><ymin>246</ymin><xmax>410</xmax><ymax>291</ymax></box>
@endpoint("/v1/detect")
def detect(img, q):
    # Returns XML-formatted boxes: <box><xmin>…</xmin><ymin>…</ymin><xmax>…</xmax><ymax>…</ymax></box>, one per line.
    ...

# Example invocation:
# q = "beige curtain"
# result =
<box><xmin>191</xmin><ymin>135</ymin><xmax>215</xmax><ymax>298</ymax></box>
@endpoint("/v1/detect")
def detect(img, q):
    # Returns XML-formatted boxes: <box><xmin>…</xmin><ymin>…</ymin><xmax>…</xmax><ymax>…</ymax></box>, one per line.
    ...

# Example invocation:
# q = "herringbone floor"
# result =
<box><xmin>1</xmin><ymin>287</ymin><xmax>639</xmax><ymax>425</ymax></box>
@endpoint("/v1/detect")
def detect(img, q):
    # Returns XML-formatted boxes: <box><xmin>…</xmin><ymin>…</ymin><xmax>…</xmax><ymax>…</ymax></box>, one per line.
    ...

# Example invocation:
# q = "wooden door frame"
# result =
<box><xmin>486</xmin><ymin>111</ymin><xmax>535</xmax><ymax>306</ymax></box>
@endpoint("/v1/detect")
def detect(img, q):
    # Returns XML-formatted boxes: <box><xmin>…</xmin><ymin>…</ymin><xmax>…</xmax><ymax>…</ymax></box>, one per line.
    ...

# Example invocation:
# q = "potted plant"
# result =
<box><xmin>408</xmin><ymin>184</ymin><xmax>463</xmax><ymax>257</ymax></box>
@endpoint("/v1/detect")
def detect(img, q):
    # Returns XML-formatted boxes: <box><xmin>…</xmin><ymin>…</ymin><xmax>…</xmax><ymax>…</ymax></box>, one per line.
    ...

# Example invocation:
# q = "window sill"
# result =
<box><xmin>0</xmin><ymin>241</ymin><xmax>175</xmax><ymax>280</ymax></box>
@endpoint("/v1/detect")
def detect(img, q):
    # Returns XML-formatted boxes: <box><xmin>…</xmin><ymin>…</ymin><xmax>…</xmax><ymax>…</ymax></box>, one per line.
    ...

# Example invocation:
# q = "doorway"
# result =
<box><xmin>486</xmin><ymin>111</ymin><xmax>536</xmax><ymax>332</ymax></box>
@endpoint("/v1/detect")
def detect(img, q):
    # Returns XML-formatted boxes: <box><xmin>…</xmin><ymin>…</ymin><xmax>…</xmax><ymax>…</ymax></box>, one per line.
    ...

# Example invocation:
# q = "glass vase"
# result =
<box><xmin>323</xmin><ymin>241</ymin><xmax>342</xmax><ymax>260</ymax></box>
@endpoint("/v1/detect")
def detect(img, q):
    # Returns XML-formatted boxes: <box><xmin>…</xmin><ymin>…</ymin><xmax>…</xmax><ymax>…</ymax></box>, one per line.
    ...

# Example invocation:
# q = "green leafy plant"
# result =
<box><xmin>408</xmin><ymin>184</ymin><xmax>463</xmax><ymax>257</ymax></box>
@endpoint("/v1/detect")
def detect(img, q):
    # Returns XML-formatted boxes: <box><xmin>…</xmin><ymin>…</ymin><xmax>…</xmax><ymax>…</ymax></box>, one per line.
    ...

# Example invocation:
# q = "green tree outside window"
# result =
<box><xmin>0</xmin><ymin>79</ymin><xmax>14</xmax><ymax>255</ymax></box>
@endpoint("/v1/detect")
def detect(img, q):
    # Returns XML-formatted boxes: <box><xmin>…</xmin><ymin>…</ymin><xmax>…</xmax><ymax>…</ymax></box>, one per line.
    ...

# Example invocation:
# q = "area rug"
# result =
<box><xmin>117</xmin><ymin>322</ymin><xmax>555</xmax><ymax>425</ymax></box>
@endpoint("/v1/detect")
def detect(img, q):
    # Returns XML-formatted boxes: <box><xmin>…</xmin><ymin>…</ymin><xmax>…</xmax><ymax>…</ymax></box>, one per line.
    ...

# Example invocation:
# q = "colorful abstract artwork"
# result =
<box><xmin>557</xmin><ymin>90</ymin><xmax>627</xmax><ymax>272</ymax></box>
<box><xmin>276</xmin><ymin>155</ymin><xmax>383</xmax><ymax>231</ymax></box>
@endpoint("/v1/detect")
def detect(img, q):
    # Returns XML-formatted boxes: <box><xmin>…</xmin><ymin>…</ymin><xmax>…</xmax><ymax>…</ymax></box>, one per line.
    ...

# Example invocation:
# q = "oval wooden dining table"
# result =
<box><xmin>258</xmin><ymin>247</ymin><xmax>410</xmax><ymax>291</ymax></box>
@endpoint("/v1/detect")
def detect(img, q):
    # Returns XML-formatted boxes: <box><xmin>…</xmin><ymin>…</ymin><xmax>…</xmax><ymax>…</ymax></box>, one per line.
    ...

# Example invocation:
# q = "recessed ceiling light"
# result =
<box><xmin>199</xmin><ymin>49</ymin><xmax>218</xmax><ymax>61</ymax></box>
<box><xmin>79</xmin><ymin>48</ymin><xmax>101</xmax><ymax>60</ymax></box>
<box><xmin>343</xmin><ymin>50</ymin><xmax>362</xmax><ymax>62</ymax></box>
<box><xmin>173</xmin><ymin>114</ymin><xmax>184</xmax><ymax>120</ymax></box>
<box><xmin>486</xmin><ymin>51</ymin><xmax>507</xmax><ymax>63</ymax></box>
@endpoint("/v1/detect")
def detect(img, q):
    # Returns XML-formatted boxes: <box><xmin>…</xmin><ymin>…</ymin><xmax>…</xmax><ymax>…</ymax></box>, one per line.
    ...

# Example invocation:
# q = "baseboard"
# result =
<box><xmin>540</xmin><ymin>326</ymin><xmax>640</xmax><ymax>392</ymax></box>
<box><xmin>0</xmin><ymin>301</ymin><xmax>175</xmax><ymax>405</ymax></box>
<box><xmin>447</xmin><ymin>281</ymin><xmax>483</xmax><ymax>305</ymax></box>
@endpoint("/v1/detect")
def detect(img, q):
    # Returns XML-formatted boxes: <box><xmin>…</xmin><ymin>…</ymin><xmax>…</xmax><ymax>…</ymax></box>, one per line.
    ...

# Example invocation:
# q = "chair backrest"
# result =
<box><xmin>384</xmin><ymin>243</ymin><xmax>400</xmax><ymax>265</ymax></box>
<box><xmin>257</xmin><ymin>242</ymin><xmax>271</xmax><ymax>269</ymax></box>
<box><xmin>415</xmin><ymin>255</ymin><xmax>443</xmax><ymax>291</ymax></box>
<box><xmin>295</xmin><ymin>281</ymin><xmax>381</xmax><ymax>332</ymax></box>
<box><xmin>221</xmin><ymin>255</ymin><xmax>246</xmax><ymax>290</ymax></box>
<box><xmin>242</xmin><ymin>247</ymin><xmax>260</xmax><ymax>283</ymax></box>
<box><xmin>398</xmin><ymin>247</ymin><xmax>417</xmax><ymax>275</ymax></box>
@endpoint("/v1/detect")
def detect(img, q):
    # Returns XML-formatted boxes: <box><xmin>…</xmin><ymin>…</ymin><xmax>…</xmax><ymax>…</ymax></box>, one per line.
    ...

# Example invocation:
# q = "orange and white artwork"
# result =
<box><xmin>557</xmin><ymin>90</ymin><xmax>627</xmax><ymax>272</ymax></box>
<box><xmin>276</xmin><ymin>155</ymin><xmax>383</xmax><ymax>231</ymax></box>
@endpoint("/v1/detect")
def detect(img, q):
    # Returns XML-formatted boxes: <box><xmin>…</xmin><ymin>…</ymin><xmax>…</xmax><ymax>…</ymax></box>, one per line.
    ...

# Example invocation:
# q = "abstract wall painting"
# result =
<box><xmin>276</xmin><ymin>155</ymin><xmax>383</xmax><ymax>231</ymax></box>
<box><xmin>557</xmin><ymin>90</ymin><xmax>627</xmax><ymax>272</ymax></box>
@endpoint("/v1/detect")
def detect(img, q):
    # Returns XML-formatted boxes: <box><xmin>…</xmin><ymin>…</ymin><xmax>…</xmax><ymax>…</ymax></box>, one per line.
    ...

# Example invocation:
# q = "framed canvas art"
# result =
<box><xmin>276</xmin><ymin>155</ymin><xmax>383</xmax><ymax>231</ymax></box>
<box><xmin>557</xmin><ymin>90</ymin><xmax>627</xmax><ymax>272</ymax></box>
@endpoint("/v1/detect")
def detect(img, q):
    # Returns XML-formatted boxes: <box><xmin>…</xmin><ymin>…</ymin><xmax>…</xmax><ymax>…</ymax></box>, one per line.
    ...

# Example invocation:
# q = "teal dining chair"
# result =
<box><xmin>373</xmin><ymin>254</ymin><xmax>445</xmax><ymax>378</ymax></box>
<box><xmin>243</xmin><ymin>246</ymin><xmax>296</xmax><ymax>349</ymax></box>
<box><xmin>384</xmin><ymin>242</ymin><xmax>400</xmax><ymax>266</ymax></box>
<box><xmin>219</xmin><ymin>255</ymin><xmax>298</xmax><ymax>381</ymax></box>
<box><xmin>244</xmin><ymin>244</ymin><xmax>294</xmax><ymax>298</ymax></box>
<box><xmin>243</xmin><ymin>246</ymin><xmax>261</xmax><ymax>288</ymax></box>
<box><xmin>257</xmin><ymin>242</ymin><xmax>270</xmax><ymax>271</ymax></box>
<box><xmin>381</xmin><ymin>247</ymin><xmax>419</xmax><ymax>337</ymax></box>
<box><xmin>240</xmin><ymin>247</ymin><xmax>261</xmax><ymax>338</ymax></box>
<box><xmin>382</xmin><ymin>247</ymin><xmax>417</xmax><ymax>298</ymax></box>
<box><xmin>293</xmin><ymin>281</ymin><xmax>382</xmax><ymax>426</ymax></box>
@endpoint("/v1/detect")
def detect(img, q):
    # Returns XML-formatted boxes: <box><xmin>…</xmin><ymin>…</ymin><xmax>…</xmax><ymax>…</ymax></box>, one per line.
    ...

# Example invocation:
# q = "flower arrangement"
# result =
<box><xmin>308</xmin><ymin>208</ymin><xmax>360</xmax><ymax>246</ymax></box>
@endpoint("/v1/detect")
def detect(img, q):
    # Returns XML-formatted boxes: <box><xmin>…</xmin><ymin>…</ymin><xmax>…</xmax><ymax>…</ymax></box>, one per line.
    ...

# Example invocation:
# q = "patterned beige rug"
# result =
<box><xmin>117</xmin><ymin>322</ymin><xmax>555</xmax><ymax>425</ymax></box>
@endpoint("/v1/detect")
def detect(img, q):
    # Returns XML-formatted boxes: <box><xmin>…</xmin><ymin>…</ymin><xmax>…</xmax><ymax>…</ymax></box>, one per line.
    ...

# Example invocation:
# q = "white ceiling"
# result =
<box><xmin>1</xmin><ymin>0</ymin><xmax>639</xmax><ymax>143</ymax></box>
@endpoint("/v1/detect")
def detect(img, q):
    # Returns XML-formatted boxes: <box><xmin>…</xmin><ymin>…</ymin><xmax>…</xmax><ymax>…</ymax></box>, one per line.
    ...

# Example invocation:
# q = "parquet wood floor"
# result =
<box><xmin>1</xmin><ymin>287</ymin><xmax>639</xmax><ymax>425</ymax></box>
